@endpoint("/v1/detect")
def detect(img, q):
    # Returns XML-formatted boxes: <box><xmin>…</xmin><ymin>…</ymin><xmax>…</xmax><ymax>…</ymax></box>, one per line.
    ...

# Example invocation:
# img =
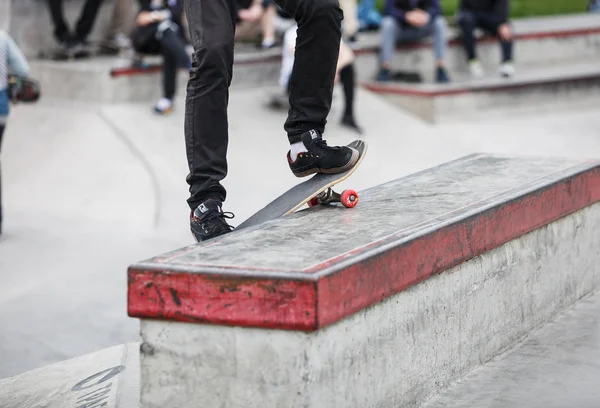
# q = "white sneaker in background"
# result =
<box><xmin>469</xmin><ymin>59</ymin><xmax>484</xmax><ymax>78</ymax></box>
<box><xmin>499</xmin><ymin>61</ymin><xmax>515</xmax><ymax>78</ymax></box>
<box><xmin>114</xmin><ymin>33</ymin><xmax>131</xmax><ymax>50</ymax></box>
<box><xmin>154</xmin><ymin>98</ymin><xmax>173</xmax><ymax>114</ymax></box>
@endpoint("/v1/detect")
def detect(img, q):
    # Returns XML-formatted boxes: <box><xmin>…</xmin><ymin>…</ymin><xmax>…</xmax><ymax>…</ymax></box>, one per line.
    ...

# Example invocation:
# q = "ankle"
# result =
<box><xmin>289</xmin><ymin>140</ymin><xmax>308</xmax><ymax>161</ymax></box>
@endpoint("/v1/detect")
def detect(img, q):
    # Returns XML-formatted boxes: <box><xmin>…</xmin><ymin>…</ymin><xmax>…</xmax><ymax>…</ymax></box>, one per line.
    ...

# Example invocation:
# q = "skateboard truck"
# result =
<box><xmin>307</xmin><ymin>188</ymin><xmax>359</xmax><ymax>208</ymax></box>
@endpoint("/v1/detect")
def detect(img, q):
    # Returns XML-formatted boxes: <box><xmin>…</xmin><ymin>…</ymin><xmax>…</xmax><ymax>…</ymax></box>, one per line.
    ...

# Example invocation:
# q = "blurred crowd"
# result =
<box><xmin>1</xmin><ymin>0</ymin><xmax>598</xmax><ymax>235</ymax></box>
<box><xmin>38</xmin><ymin>0</ymin><xmax>527</xmax><ymax>117</ymax></box>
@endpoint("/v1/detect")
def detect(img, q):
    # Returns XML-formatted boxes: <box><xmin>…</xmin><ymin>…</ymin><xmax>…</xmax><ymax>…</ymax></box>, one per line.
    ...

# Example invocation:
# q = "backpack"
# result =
<box><xmin>357</xmin><ymin>0</ymin><xmax>382</xmax><ymax>31</ymax></box>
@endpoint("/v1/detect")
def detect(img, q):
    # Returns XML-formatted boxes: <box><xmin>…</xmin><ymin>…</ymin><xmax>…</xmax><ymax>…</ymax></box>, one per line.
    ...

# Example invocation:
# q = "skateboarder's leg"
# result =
<box><xmin>274</xmin><ymin>0</ymin><xmax>359</xmax><ymax>177</ymax></box>
<box><xmin>274</xmin><ymin>0</ymin><xmax>342</xmax><ymax>142</ymax></box>
<box><xmin>184</xmin><ymin>0</ymin><xmax>236</xmax><ymax>211</ymax></box>
<box><xmin>185</xmin><ymin>0</ymin><xmax>237</xmax><ymax>242</ymax></box>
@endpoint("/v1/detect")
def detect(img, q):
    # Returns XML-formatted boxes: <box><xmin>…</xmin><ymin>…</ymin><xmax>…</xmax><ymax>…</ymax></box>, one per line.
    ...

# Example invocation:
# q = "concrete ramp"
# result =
<box><xmin>0</xmin><ymin>343</ymin><xmax>140</xmax><ymax>408</ymax></box>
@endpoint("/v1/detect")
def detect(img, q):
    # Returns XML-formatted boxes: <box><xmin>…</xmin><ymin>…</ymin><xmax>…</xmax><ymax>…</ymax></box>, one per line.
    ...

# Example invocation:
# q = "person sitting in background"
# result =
<box><xmin>274</xmin><ymin>25</ymin><xmax>363</xmax><ymax>134</ymax></box>
<box><xmin>235</xmin><ymin>0</ymin><xmax>280</xmax><ymax>49</ymax></box>
<box><xmin>376</xmin><ymin>0</ymin><xmax>450</xmax><ymax>83</ymax></box>
<box><xmin>339</xmin><ymin>0</ymin><xmax>360</xmax><ymax>44</ymax></box>
<box><xmin>46</xmin><ymin>0</ymin><xmax>104</xmax><ymax>52</ymax></box>
<box><xmin>457</xmin><ymin>0</ymin><xmax>515</xmax><ymax>78</ymax></box>
<box><xmin>0</xmin><ymin>31</ymin><xmax>31</xmax><ymax>236</ymax></box>
<box><xmin>101</xmin><ymin>0</ymin><xmax>134</xmax><ymax>55</ymax></box>
<box><xmin>131</xmin><ymin>0</ymin><xmax>191</xmax><ymax>114</ymax></box>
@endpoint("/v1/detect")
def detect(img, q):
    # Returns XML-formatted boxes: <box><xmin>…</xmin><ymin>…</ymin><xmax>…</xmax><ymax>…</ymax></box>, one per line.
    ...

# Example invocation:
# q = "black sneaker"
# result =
<box><xmin>190</xmin><ymin>199</ymin><xmax>234</xmax><ymax>242</ymax></box>
<box><xmin>287</xmin><ymin>129</ymin><xmax>359</xmax><ymax>177</ymax></box>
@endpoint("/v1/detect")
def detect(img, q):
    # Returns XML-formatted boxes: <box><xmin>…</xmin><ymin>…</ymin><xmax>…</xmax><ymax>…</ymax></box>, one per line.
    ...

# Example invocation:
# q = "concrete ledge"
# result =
<box><xmin>0</xmin><ymin>343</ymin><xmax>140</xmax><ymax>408</ymax></box>
<box><xmin>128</xmin><ymin>154</ymin><xmax>600</xmax><ymax>331</ymax></box>
<box><xmin>363</xmin><ymin>59</ymin><xmax>600</xmax><ymax>122</ymax></box>
<box><xmin>138</xmin><ymin>196</ymin><xmax>600</xmax><ymax>408</ymax></box>
<box><xmin>130</xmin><ymin>154</ymin><xmax>600</xmax><ymax>407</ymax></box>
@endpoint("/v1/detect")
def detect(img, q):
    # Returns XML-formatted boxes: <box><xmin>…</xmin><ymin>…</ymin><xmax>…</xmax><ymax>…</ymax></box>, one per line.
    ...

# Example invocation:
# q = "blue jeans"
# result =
<box><xmin>379</xmin><ymin>15</ymin><xmax>448</xmax><ymax>66</ymax></box>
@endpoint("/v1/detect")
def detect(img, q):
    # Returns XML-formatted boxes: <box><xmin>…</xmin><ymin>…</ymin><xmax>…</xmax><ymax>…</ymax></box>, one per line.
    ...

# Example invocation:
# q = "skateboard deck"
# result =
<box><xmin>236</xmin><ymin>139</ymin><xmax>368</xmax><ymax>231</ymax></box>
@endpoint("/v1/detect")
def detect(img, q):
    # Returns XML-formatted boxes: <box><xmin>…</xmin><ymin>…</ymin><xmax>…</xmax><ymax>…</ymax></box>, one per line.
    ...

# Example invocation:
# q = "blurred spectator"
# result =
<box><xmin>274</xmin><ymin>25</ymin><xmax>363</xmax><ymax>134</ymax></box>
<box><xmin>272</xmin><ymin>4</ymin><xmax>296</xmax><ymax>39</ymax></box>
<box><xmin>376</xmin><ymin>0</ymin><xmax>450</xmax><ymax>83</ymax></box>
<box><xmin>101</xmin><ymin>0</ymin><xmax>134</xmax><ymax>54</ymax></box>
<box><xmin>589</xmin><ymin>0</ymin><xmax>600</xmax><ymax>12</ymax></box>
<box><xmin>457</xmin><ymin>0</ymin><xmax>515</xmax><ymax>78</ymax></box>
<box><xmin>46</xmin><ymin>0</ymin><xmax>104</xmax><ymax>51</ymax></box>
<box><xmin>235</xmin><ymin>0</ymin><xmax>280</xmax><ymax>49</ymax></box>
<box><xmin>0</xmin><ymin>31</ymin><xmax>31</xmax><ymax>236</ymax></box>
<box><xmin>357</xmin><ymin>0</ymin><xmax>382</xmax><ymax>32</ymax></box>
<box><xmin>131</xmin><ymin>0</ymin><xmax>191</xmax><ymax>114</ymax></box>
<box><xmin>339</xmin><ymin>0</ymin><xmax>360</xmax><ymax>43</ymax></box>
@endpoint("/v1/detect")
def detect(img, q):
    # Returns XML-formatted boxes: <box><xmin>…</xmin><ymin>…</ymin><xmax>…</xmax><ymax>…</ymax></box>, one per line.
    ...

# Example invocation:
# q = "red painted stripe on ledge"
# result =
<box><xmin>127</xmin><ymin>270</ymin><xmax>318</xmax><ymax>330</ymax></box>
<box><xmin>110</xmin><ymin>65</ymin><xmax>163</xmax><ymax>77</ymax></box>
<box><xmin>316</xmin><ymin>169</ymin><xmax>600</xmax><ymax>328</ymax></box>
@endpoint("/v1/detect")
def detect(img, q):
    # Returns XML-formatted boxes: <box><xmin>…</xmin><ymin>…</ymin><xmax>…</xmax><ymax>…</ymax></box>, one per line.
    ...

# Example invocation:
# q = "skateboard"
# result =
<box><xmin>235</xmin><ymin>139</ymin><xmax>368</xmax><ymax>231</ymax></box>
<box><xmin>7</xmin><ymin>75</ymin><xmax>41</xmax><ymax>103</ymax></box>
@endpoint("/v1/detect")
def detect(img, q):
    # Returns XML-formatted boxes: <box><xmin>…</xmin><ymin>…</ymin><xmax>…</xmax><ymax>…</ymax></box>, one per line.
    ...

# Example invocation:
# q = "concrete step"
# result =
<box><xmin>28</xmin><ymin>13</ymin><xmax>600</xmax><ymax>104</ymax></box>
<box><xmin>29</xmin><ymin>44</ymin><xmax>283</xmax><ymax>103</ymax></box>
<box><xmin>362</xmin><ymin>58</ymin><xmax>600</xmax><ymax>123</ymax></box>
<box><xmin>353</xmin><ymin>13</ymin><xmax>600</xmax><ymax>81</ymax></box>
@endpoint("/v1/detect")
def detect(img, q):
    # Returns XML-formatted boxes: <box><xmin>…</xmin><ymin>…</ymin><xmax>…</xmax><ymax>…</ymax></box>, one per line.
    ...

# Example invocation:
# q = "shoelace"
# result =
<box><xmin>220</xmin><ymin>212</ymin><xmax>235</xmax><ymax>230</ymax></box>
<box><xmin>201</xmin><ymin>211</ymin><xmax>235</xmax><ymax>233</ymax></box>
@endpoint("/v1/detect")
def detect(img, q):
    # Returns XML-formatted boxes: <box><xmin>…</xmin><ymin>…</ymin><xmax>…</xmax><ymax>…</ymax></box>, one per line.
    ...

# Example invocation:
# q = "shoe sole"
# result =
<box><xmin>292</xmin><ymin>147</ymin><xmax>360</xmax><ymax>178</ymax></box>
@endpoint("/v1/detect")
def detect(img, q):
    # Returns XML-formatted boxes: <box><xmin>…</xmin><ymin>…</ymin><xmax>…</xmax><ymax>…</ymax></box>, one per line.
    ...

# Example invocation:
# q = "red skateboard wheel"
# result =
<box><xmin>308</xmin><ymin>197</ymin><xmax>319</xmax><ymax>207</ymax></box>
<box><xmin>340</xmin><ymin>189</ymin><xmax>358</xmax><ymax>208</ymax></box>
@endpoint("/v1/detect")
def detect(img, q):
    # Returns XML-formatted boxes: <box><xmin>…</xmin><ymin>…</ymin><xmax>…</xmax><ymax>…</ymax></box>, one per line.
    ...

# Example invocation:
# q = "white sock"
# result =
<box><xmin>290</xmin><ymin>141</ymin><xmax>308</xmax><ymax>161</ymax></box>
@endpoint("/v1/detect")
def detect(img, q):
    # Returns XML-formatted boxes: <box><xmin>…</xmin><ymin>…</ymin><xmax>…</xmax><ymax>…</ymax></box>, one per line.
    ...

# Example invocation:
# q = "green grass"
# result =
<box><xmin>374</xmin><ymin>0</ymin><xmax>590</xmax><ymax>18</ymax></box>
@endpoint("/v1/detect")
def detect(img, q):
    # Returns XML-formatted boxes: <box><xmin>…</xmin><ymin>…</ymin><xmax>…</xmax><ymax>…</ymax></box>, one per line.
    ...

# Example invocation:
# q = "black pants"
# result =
<box><xmin>0</xmin><ymin>124</ymin><xmax>5</xmax><ymax>234</ymax></box>
<box><xmin>184</xmin><ymin>0</ymin><xmax>343</xmax><ymax>208</ymax></box>
<box><xmin>457</xmin><ymin>10</ymin><xmax>513</xmax><ymax>63</ymax></box>
<box><xmin>132</xmin><ymin>26</ymin><xmax>191</xmax><ymax>100</ymax></box>
<box><xmin>47</xmin><ymin>0</ymin><xmax>104</xmax><ymax>43</ymax></box>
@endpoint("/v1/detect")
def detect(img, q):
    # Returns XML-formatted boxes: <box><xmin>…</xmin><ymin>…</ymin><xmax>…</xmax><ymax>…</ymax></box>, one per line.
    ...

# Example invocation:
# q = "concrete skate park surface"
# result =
<box><xmin>1</xmin><ymin>78</ymin><xmax>600</xmax><ymax>405</ymax></box>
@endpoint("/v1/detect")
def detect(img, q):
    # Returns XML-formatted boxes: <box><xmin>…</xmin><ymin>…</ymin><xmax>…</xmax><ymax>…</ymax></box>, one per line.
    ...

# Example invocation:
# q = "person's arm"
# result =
<box><xmin>5</xmin><ymin>34</ymin><xmax>30</xmax><ymax>78</ymax></box>
<box><xmin>494</xmin><ymin>0</ymin><xmax>509</xmax><ymax>23</ymax></box>
<box><xmin>385</xmin><ymin>0</ymin><xmax>406</xmax><ymax>22</ymax></box>
<box><xmin>238</xmin><ymin>0</ymin><xmax>264</xmax><ymax>22</ymax></box>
